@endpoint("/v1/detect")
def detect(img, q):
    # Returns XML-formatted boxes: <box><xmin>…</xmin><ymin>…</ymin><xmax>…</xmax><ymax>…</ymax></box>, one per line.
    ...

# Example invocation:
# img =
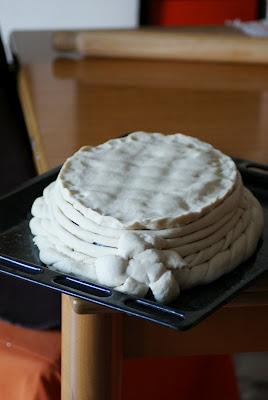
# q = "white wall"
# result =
<box><xmin>0</xmin><ymin>0</ymin><xmax>140</xmax><ymax>49</ymax></box>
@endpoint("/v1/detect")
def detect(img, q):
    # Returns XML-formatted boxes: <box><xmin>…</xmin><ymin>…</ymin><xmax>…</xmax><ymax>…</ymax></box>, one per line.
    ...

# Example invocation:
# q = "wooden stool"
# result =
<box><xmin>62</xmin><ymin>296</ymin><xmax>240</xmax><ymax>400</ymax></box>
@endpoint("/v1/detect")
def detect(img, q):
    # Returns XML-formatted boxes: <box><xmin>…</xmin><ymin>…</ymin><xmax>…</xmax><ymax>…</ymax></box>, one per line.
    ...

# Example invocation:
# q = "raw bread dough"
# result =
<box><xmin>176</xmin><ymin>190</ymin><xmax>263</xmax><ymax>289</ymax></box>
<box><xmin>29</xmin><ymin>132</ymin><xmax>263</xmax><ymax>304</ymax></box>
<box><xmin>117</xmin><ymin>232</ymin><xmax>165</xmax><ymax>258</ymax></box>
<box><xmin>30</xmin><ymin>186</ymin><xmax>262</xmax><ymax>303</ymax></box>
<box><xmin>95</xmin><ymin>255</ymin><xmax>128</xmax><ymax>287</ymax></box>
<box><xmin>52</xmin><ymin>172</ymin><xmax>243</xmax><ymax>240</ymax></box>
<box><xmin>33</xmin><ymin>179</ymin><xmax>236</xmax><ymax>253</ymax></box>
<box><xmin>115</xmin><ymin>277</ymin><xmax>149</xmax><ymax>297</ymax></box>
<box><xmin>150</xmin><ymin>271</ymin><xmax>180</xmax><ymax>303</ymax></box>
<box><xmin>32</xmin><ymin>186</ymin><xmax>248</xmax><ymax>259</ymax></box>
<box><xmin>58</xmin><ymin>132</ymin><xmax>237</xmax><ymax>229</ymax></box>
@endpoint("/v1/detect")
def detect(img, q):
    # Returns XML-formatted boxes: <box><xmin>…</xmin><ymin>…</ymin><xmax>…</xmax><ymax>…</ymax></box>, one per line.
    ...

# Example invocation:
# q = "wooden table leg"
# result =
<box><xmin>61</xmin><ymin>295</ymin><xmax>123</xmax><ymax>400</ymax></box>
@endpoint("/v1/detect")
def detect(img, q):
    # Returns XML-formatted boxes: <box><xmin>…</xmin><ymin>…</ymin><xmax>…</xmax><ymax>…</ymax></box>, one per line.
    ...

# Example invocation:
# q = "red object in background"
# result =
<box><xmin>123</xmin><ymin>355</ymin><xmax>240</xmax><ymax>400</ymax></box>
<box><xmin>149</xmin><ymin>0</ymin><xmax>257</xmax><ymax>26</ymax></box>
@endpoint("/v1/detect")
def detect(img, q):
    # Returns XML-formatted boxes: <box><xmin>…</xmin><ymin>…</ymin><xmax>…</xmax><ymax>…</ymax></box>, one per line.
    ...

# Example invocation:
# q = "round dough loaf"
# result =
<box><xmin>29</xmin><ymin>132</ymin><xmax>263</xmax><ymax>304</ymax></box>
<box><xmin>58</xmin><ymin>132</ymin><xmax>238</xmax><ymax>229</ymax></box>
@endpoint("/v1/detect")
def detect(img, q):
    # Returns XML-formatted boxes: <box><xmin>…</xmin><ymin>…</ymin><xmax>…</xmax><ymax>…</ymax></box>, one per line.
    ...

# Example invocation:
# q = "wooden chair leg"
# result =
<box><xmin>61</xmin><ymin>295</ymin><xmax>123</xmax><ymax>400</ymax></box>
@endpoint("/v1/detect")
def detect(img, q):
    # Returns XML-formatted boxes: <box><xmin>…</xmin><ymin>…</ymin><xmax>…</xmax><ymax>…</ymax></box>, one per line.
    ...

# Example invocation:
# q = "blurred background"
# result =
<box><xmin>0</xmin><ymin>1</ymin><xmax>268</xmax><ymax>399</ymax></box>
<box><xmin>0</xmin><ymin>0</ymin><xmax>267</xmax><ymax>53</ymax></box>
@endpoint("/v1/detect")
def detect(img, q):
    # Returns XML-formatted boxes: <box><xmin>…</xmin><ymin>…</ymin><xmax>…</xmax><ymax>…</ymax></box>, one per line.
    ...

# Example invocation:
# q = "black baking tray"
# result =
<box><xmin>0</xmin><ymin>158</ymin><xmax>267</xmax><ymax>330</ymax></box>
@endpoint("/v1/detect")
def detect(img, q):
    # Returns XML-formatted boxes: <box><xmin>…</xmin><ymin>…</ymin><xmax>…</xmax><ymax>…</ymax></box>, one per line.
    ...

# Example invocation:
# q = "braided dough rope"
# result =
<box><xmin>29</xmin><ymin>133</ymin><xmax>263</xmax><ymax>303</ymax></box>
<box><xmin>33</xmin><ymin>178</ymin><xmax>247</xmax><ymax>258</ymax></box>
<box><xmin>51</xmin><ymin>172</ymin><xmax>243</xmax><ymax>240</ymax></box>
<box><xmin>176</xmin><ymin>190</ymin><xmax>263</xmax><ymax>289</ymax></box>
<box><xmin>32</xmin><ymin>172</ymin><xmax>243</xmax><ymax>252</ymax></box>
<box><xmin>31</xmin><ymin>222</ymin><xmax>97</xmax><ymax>281</ymax></box>
<box><xmin>30</xmin><ymin>186</ymin><xmax>263</xmax><ymax>302</ymax></box>
<box><xmin>54</xmin><ymin>186</ymin><xmax>240</xmax><ymax>249</ymax></box>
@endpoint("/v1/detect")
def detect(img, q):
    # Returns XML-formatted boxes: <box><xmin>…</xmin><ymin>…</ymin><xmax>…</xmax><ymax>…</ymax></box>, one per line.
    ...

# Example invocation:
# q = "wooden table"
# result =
<box><xmin>12</xmin><ymin>31</ymin><xmax>268</xmax><ymax>400</ymax></box>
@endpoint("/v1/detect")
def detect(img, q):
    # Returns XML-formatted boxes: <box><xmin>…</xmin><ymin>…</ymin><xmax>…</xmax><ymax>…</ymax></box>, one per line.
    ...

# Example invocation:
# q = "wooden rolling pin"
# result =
<box><xmin>53</xmin><ymin>29</ymin><xmax>268</xmax><ymax>64</ymax></box>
